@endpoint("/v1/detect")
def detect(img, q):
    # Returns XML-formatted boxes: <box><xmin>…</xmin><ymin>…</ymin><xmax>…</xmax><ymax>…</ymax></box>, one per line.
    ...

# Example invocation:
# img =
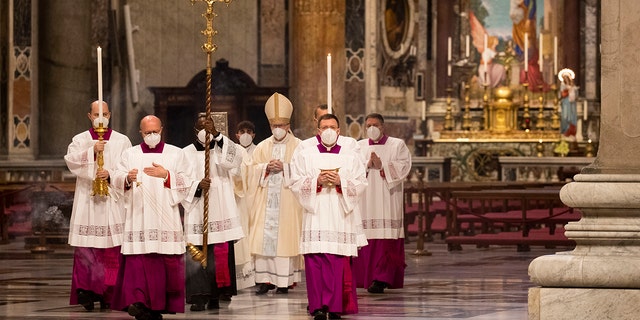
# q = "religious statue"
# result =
<box><xmin>559</xmin><ymin>68</ymin><xmax>578</xmax><ymax>139</ymax></box>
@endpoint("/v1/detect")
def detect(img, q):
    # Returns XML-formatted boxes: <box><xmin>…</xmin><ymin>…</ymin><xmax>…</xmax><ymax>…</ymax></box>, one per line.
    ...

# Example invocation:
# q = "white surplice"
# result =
<box><xmin>182</xmin><ymin>135</ymin><xmax>245</xmax><ymax>245</ymax></box>
<box><xmin>289</xmin><ymin>141</ymin><xmax>369</xmax><ymax>257</ymax></box>
<box><xmin>113</xmin><ymin>143</ymin><xmax>194</xmax><ymax>255</ymax></box>
<box><xmin>64</xmin><ymin>129</ymin><xmax>132</xmax><ymax>248</ymax></box>
<box><xmin>357</xmin><ymin>136</ymin><xmax>412</xmax><ymax>239</ymax></box>
<box><xmin>232</xmin><ymin>144</ymin><xmax>256</xmax><ymax>289</ymax></box>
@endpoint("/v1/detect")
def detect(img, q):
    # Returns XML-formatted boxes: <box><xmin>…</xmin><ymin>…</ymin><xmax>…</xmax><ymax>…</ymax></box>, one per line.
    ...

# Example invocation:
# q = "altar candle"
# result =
<box><xmin>421</xmin><ymin>100</ymin><xmax>426</xmax><ymax>121</ymax></box>
<box><xmin>97</xmin><ymin>46</ymin><xmax>104</xmax><ymax>123</ymax></box>
<box><xmin>583</xmin><ymin>100</ymin><xmax>588</xmax><ymax>120</ymax></box>
<box><xmin>327</xmin><ymin>53</ymin><xmax>332</xmax><ymax>114</ymax></box>
<box><xmin>553</xmin><ymin>36</ymin><xmax>558</xmax><ymax>75</ymax></box>
<box><xmin>539</xmin><ymin>34</ymin><xmax>544</xmax><ymax>72</ymax></box>
<box><xmin>447</xmin><ymin>37</ymin><xmax>452</xmax><ymax>76</ymax></box>
<box><xmin>524</xmin><ymin>33</ymin><xmax>528</xmax><ymax>72</ymax></box>
<box><xmin>466</xmin><ymin>35</ymin><xmax>470</xmax><ymax>57</ymax></box>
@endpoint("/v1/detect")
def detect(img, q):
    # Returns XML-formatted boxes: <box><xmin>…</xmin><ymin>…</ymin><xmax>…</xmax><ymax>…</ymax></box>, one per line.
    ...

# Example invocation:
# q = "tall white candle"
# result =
<box><xmin>539</xmin><ymin>34</ymin><xmax>544</xmax><ymax>72</ymax></box>
<box><xmin>97</xmin><ymin>46</ymin><xmax>104</xmax><ymax>123</ymax></box>
<box><xmin>524</xmin><ymin>33</ymin><xmax>528</xmax><ymax>72</ymax></box>
<box><xmin>327</xmin><ymin>53</ymin><xmax>332</xmax><ymax>114</ymax></box>
<box><xmin>583</xmin><ymin>100</ymin><xmax>588</xmax><ymax>120</ymax></box>
<box><xmin>553</xmin><ymin>36</ymin><xmax>558</xmax><ymax>75</ymax></box>
<box><xmin>447</xmin><ymin>37</ymin><xmax>452</xmax><ymax>76</ymax></box>
<box><xmin>421</xmin><ymin>100</ymin><xmax>426</xmax><ymax>121</ymax></box>
<box><xmin>465</xmin><ymin>35</ymin><xmax>470</xmax><ymax>57</ymax></box>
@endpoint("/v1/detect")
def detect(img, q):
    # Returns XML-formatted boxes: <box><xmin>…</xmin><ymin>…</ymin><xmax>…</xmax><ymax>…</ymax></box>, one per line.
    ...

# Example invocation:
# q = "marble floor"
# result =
<box><xmin>0</xmin><ymin>236</ymin><xmax>574</xmax><ymax>320</ymax></box>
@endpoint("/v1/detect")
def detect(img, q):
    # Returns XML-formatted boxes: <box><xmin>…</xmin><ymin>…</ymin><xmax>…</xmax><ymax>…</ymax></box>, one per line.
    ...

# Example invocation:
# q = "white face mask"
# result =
<box><xmin>239</xmin><ymin>133</ymin><xmax>253</xmax><ymax>147</ymax></box>
<box><xmin>144</xmin><ymin>132</ymin><xmax>161</xmax><ymax>148</ymax></box>
<box><xmin>93</xmin><ymin>117</ymin><xmax>109</xmax><ymax>128</ymax></box>
<box><xmin>320</xmin><ymin>128</ymin><xmax>338</xmax><ymax>146</ymax></box>
<box><xmin>367</xmin><ymin>126</ymin><xmax>381</xmax><ymax>141</ymax></box>
<box><xmin>272</xmin><ymin>127</ymin><xmax>287</xmax><ymax>140</ymax></box>
<box><xmin>197</xmin><ymin>129</ymin><xmax>214</xmax><ymax>145</ymax></box>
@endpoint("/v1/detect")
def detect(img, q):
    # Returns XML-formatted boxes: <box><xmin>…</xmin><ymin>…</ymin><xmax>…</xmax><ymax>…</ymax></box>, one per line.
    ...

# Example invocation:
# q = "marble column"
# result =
<box><xmin>290</xmin><ymin>0</ymin><xmax>345</xmax><ymax>139</ymax></box>
<box><xmin>528</xmin><ymin>1</ymin><xmax>640</xmax><ymax>319</ymax></box>
<box><xmin>38</xmin><ymin>0</ymin><xmax>108</xmax><ymax>157</ymax></box>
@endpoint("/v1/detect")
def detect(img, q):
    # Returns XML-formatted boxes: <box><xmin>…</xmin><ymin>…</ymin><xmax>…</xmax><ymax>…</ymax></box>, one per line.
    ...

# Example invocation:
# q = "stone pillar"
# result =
<box><xmin>38</xmin><ymin>0</ymin><xmax>108</xmax><ymax>157</ymax></box>
<box><xmin>290</xmin><ymin>0</ymin><xmax>345</xmax><ymax>139</ymax></box>
<box><xmin>8</xmin><ymin>0</ymin><xmax>34</xmax><ymax>159</ymax></box>
<box><xmin>528</xmin><ymin>1</ymin><xmax>640</xmax><ymax>319</ymax></box>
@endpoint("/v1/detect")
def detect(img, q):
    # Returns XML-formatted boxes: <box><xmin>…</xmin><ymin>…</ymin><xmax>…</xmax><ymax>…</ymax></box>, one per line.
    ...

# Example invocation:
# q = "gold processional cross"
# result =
<box><xmin>185</xmin><ymin>0</ymin><xmax>231</xmax><ymax>268</ymax></box>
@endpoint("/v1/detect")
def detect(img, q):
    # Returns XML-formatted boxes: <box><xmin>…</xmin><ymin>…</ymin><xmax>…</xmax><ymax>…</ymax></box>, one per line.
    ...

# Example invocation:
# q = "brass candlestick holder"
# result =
<box><xmin>462</xmin><ymin>83</ymin><xmax>471</xmax><ymax>131</ymax></box>
<box><xmin>91</xmin><ymin>122</ymin><xmax>110</xmax><ymax>197</ymax></box>
<box><xmin>535</xmin><ymin>85</ymin><xmax>546</xmax><ymax>130</ymax></box>
<box><xmin>521</xmin><ymin>80</ymin><xmax>531</xmax><ymax>130</ymax></box>
<box><xmin>482</xmin><ymin>83</ymin><xmax>490</xmax><ymax>130</ymax></box>
<box><xmin>550</xmin><ymin>82</ymin><xmax>561</xmax><ymax>130</ymax></box>
<box><xmin>444</xmin><ymin>87</ymin><xmax>454</xmax><ymax>131</ymax></box>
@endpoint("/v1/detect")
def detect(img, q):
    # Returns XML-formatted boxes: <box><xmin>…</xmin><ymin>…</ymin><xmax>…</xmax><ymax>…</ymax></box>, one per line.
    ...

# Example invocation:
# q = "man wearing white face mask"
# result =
<box><xmin>111</xmin><ymin>115</ymin><xmax>195</xmax><ymax>319</ymax></box>
<box><xmin>181</xmin><ymin>114</ymin><xmax>245</xmax><ymax>311</ymax></box>
<box><xmin>353</xmin><ymin>113</ymin><xmax>412</xmax><ymax>294</ymax></box>
<box><xmin>235</xmin><ymin>121</ymin><xmax>257</xmax><ymax>156</ymax></box>
<box><xmin>64</xmin><ymin>100</ymin><xmax>132</xmax><ymax>311</ymax></box>
<box><xmin>289</xmin><ymin>113</ymin><xmax>368</xmax><ymax>320</ymax></box>
<box><xmin>245</xmin><ymin>92</ymin><xmax>303</xmax><ymax>295</ymax></box>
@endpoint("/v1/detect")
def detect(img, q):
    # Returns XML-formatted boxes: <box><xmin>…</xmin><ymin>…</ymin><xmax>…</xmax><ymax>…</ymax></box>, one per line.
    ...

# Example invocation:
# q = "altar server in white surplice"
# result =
<box><xmin>181</xmin><ymin>113</ymin><xmax>245</xmax><ymax>311</ymax></box>
<box><xmin>232</xmin><ymin>120</ymin><xmax>258</xmax><ymax>290</ymax></box>
<box><xmin>246</xmin><ymin>93</ymin><xmax>303</xmax><ymax>295</ymax></box>
<box><xmin>289</xmin><ymin>113</ymin><xmax>368</xmax><ymax>320</ymax></box>
<box><xmin>110</xmin><ymin>115</ymin><xmax>194</xmax><ymax>319</ymax></box>
<box><xmin>65</xmin><ymin>100</ymin><xmax>131</xmax><ymax>311</ymax></box>
<box><xmin>353</xmin><ymin>113</ymin><xmax>412</xmax><ymax>294</ymax></box>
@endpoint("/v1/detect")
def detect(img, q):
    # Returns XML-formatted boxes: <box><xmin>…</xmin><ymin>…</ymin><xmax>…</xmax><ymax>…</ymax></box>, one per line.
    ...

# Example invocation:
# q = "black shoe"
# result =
<box><xmin>312</xmin><ymin>309</ymin><xmax>327</xmax><ymax>320</ymax></box>
<box><xmin>207</xmin><ymin>299</ymin><xmax>220</xmax><ymax>309</ymax></box>
<box><xmin>189</xmin><ymin>303</ymin><xmax>205</xmax><ymax>312</ymax></box>
<box><xmin>76</xmin><ymin>289</ymin><xmax>94</xmax><ymax>311</ymax></box>
<box><xmin>312</xmin><ymin>305</ymin><xmax>330</xmax><ymax>320</ymax></box>
<box><xmin>127</xmin><ymin>302</ymin><xmax>154</xmax><ymax>320</ymax></box>
<box><xmin>328</xmin><ymin>312</ymin><xmax>342</xmax><ymax>319</ymax></box>
<box><xmin>275</xmin><ymin>287</ymin><xmax>289</xmax><ymax>294</ymax></box>
<box><xmin>367</xmin><ymin>280</ymin><xmax>388</xmax><ymax>294</ymax></box>
<box><xmin>150</xmin><ymin>310</ymin><xmax>163</xmax><ymax>320</ymax></box>
<box><xmin>219</xmin><ymin>293</ymin><xmax>232</xmax><ymax>302</ymax></box>
<box><xmin>255</xmin><ymin>283</ymin><xmax>276</xmax><ymax>295</ymax></box>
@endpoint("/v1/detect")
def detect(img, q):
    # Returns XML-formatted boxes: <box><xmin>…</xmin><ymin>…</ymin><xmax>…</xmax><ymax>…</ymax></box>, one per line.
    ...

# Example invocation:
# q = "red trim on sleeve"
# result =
<box><xmin>164</xmin><ymin>172</ymin><xmax>171</xmax><ymax>188</ymax></box>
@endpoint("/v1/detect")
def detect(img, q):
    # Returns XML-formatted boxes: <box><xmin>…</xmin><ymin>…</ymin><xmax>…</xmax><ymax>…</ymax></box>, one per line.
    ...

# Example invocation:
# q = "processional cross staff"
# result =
<box><xmin>186</xmin><ymin>0</ymin><xmax>232</xmax><ymax>268</ymax></box>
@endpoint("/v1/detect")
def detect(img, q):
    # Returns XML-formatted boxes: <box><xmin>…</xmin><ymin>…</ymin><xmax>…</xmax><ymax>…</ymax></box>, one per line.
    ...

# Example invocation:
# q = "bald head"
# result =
<box><xmin>87</xmin><ymin>100</ymin><xmax>111</xmax><ymax>124</ymax></box>
<box><xmin>139</xmin><ymin>115</ymin><xmax>162</xmax><ymax>137</ymax></box>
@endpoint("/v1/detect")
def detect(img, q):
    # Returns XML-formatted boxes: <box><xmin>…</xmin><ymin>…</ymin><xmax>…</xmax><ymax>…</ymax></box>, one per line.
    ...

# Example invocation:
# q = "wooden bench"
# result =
<box><xmin>446</xmin><ymin>187</ymin><xmax>580</xmax><ymax>251</ymax></box>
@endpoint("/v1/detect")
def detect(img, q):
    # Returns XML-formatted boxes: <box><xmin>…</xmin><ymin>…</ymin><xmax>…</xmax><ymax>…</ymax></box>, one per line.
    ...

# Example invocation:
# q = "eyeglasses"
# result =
<box><xmin>270</xmin><ymin>123</ymin><xmax>289</xmax><ymax>128</ymax></box>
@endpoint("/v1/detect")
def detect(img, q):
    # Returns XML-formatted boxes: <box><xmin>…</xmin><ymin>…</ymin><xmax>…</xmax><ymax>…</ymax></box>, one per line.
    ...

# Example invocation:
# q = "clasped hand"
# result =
<box><xmin>267</xmin><ymin>159</ymin><xmax>283</xmax><ymax>174</ymax></box>
<box><xmin>368</xmin><ymin>152</ymin><xmax>382</xmax><ymax>170</ymax></box>
<box><xmin>318</xmin><ymin>171</ymin><xmax>340</xmax><ymax>186</ymax></box>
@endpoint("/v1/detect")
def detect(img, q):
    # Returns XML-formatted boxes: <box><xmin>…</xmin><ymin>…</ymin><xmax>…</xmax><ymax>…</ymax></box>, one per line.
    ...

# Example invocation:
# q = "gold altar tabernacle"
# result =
<box><xmin>438</xmin><ymin>84</ymin><xmax>561</xmax><ymax>142</ymax></box>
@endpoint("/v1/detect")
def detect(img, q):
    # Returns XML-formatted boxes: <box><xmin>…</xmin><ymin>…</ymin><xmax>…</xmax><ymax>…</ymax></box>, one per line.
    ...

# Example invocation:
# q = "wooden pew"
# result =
<box><xmin>445</xmin><ymin>187</ymin><xmax>580</xmax><ymax>251</ymax></box>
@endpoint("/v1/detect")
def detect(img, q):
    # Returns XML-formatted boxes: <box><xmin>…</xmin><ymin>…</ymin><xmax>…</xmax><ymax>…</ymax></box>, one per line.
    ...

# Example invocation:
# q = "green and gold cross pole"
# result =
<box><xmin>186</xmin><ymin>0</ymin><xmax>231</xmax><ymax>268</ymax></box>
